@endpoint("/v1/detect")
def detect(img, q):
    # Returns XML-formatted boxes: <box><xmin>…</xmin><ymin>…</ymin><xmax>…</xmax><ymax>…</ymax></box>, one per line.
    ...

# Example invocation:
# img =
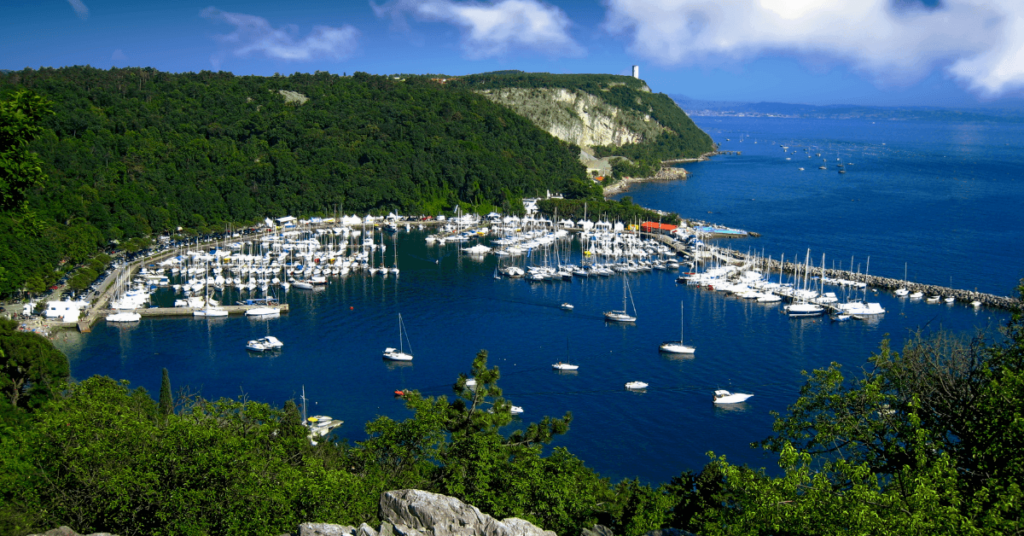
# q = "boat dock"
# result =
<box><xmin>646</xmin><ymin>233</ymin><xmax>1021</xmax><ymax>310</ymax></box>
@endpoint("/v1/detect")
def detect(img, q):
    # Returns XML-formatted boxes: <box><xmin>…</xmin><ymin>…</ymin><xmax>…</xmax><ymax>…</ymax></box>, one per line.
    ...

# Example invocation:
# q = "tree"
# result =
<box><xmin>158</xmin><ymin>367</ymin><xmax>172</xmax><ymax>416</ymax></box>
<box><xmin>0</xmin><ymin>318</ymin><xmax>69</xmax><ymax>412</ymax></box>
<box><xmin>690</xmin><ymin>283</ymin><xmax>1024</xmax><ymax>535</ymax></box>
<box><xmin>0</xmin><ymin>90</ymin><xmax>53</xmax><ymax>211</ymax></box>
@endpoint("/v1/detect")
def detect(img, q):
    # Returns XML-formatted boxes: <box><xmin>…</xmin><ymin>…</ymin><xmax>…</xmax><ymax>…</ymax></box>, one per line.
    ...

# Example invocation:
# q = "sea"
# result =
<box><xmin>56</xmin><ymin>115</ymin><xmax>1024</xmax><ymax>486</ymax></box>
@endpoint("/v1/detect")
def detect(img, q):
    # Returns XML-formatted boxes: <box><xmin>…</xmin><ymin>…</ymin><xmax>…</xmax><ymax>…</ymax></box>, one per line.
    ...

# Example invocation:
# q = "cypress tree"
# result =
<box><xmin>159</xmin><ymin>367</ymin><xmax>172</xmax><ymax>416</ymax></box>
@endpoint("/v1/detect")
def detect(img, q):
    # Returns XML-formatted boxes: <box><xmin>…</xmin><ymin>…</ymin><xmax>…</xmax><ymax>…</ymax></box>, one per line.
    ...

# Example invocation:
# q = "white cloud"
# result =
<box><xmin>67</xmin><ymin>0</ymin><xmax>89</xmax><ymax>20</ymax></box>
<box><xmin>201</xmin><ymin>7</ymin><xmax>359</xmax><ymax>61</ymax></box>
<box><xmin>372</xmin><ymin>0</ymin><xmax>584</xmax><ymax>58</ymax></box>
<box><xmin>602</xmin><ymin>0</ymin><xmax>1024</xmax><ymax>95</ymax></box>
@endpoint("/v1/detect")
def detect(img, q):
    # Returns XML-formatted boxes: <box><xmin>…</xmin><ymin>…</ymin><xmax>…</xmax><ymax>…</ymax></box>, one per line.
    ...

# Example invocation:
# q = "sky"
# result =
<box><xmin>5</xmin><ymin>0</ymin><xmax>1024</xmax><ymax>108</ymax></box>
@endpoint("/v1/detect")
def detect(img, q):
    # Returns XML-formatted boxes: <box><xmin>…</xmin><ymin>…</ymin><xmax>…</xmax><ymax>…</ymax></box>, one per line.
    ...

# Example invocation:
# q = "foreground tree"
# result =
<box><xmin>0</xmin><ymin>318</ymin><xmax>69</xmax><ymax>415</ymax></box>
<box><xmin>691</xmin><ymin>284</ymin><xmax>1024</xmax><ymax>535</ymax></box>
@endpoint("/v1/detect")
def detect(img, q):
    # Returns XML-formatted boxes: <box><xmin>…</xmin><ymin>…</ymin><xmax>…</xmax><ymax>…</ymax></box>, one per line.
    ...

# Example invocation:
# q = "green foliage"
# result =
<box><xmin>536</xmin><ymin>197</ymin><xmax>681</xmax><ymax>226</ymax></box>
<box><xmin>0</xmin><ymin>375</ymin><xmax>370</xmax><ymax>536</ymax></box>
<box><xmin>0</xmin><ymin>67</ymin><xmax>589</xmax><ymax>296</ymax></box>
<box><xmin>158</xmin><ymin>368</ymin><xmax>172</xmax><ymax>416</ymax></box>
<box><xmin>0</xmin><ymin>90</ymin><xmax>53</xmax><ymax>211</ymax></box>
<box><xmin>687</xmin><ymin>284</ymin><xmax>1024</xmax><ymax>535</ymax></box>
<box><xmin>0</xmin><ymin>318</ymin><xmax>69</xmax><ymax>413</ymax></box>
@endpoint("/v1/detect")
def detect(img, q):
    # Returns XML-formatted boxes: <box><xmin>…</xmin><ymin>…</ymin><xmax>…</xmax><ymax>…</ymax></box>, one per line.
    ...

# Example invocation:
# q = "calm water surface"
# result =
<box><xmin>59</xmin><ymin>116</ymin><xmax>1020</xmax><ymax>485</ymax></box>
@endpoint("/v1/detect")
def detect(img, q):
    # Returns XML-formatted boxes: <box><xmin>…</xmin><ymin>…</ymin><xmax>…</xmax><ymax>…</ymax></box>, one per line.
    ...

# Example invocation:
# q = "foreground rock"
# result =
<box><xmin>31</xmin><ymin>490</ymin><xmax>697</xmax><ymax>536</ymax></box>
<box><xmin>381</xmin><ymin>489</ymin><xmax>556</xmax><ymax>536</ymax></box>
<box><xmin>27</xmin><ymin>528</ymin><xmax>116</xmax><ymax>536</ymax></box>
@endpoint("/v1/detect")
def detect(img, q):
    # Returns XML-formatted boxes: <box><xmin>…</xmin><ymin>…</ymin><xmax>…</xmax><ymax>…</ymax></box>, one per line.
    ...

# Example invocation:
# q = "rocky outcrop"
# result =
<box><xmin>27</xmin><ymin>527</ymin><xmax>116</xmax><ymax>536</ymax></box>
<box><xmin>299</xmin><ymin>523</ymin><xmax>358</xmax><ymax>536</ymax></box>
<box><xmin>477</xmin><ymin>88</ymin><xmax>668</xmax><ymax>149</ymax></box>
<box><xmin>381</xmin><ymin>489</ymin><xmax>556</xmax><ymax>536</ymax></box>
<box><xmin>29</xmin><ymin>491</ymin><xmax>701</xmax><ymax>536</ymax></box>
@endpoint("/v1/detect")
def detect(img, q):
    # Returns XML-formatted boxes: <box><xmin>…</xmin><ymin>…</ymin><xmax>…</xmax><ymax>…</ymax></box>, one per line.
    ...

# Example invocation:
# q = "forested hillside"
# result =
<box><xmin>0</xmin><ymin>67</ymin><xmax>589</xmax><ymax>296</ymax></box>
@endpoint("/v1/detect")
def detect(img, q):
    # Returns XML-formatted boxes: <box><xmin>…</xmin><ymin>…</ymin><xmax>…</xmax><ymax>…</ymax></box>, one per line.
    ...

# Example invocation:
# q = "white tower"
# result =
<box><xmin>632</xmin><ymin>65</ymin><xmax>639</xmax><ymax>79</ymax></box>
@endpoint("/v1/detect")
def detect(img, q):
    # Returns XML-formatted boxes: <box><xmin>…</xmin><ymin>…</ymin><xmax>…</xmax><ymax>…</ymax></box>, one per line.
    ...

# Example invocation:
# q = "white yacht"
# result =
<box><xmin>714</xmin><ymin>390</ymin><xmax>753</xmax><ymax>404</ymax></box>
<box><xmin>246</xmin><ymin>336</ymin><xmax>283</xmax><ymax>352</ymax></box>
<box><xmin>604</xmin><ymin>275</ymin><xmax>637</xmax><ymax>323</ymax></box>
<box><xmin>383</xmin><ymin>313</ymin><xmax>414</xmax><ymax>361</ymax></box>
<box><xmin>193</xmin><ymin>307</ymin><xmax>228</xmax><ymax>318</ymax></box>
<box><xmin>552</xmin><ymin>362</ymin><xmax>579</xmax><ymax>371</ymax></box>
<box><xmin>106</xmin><ymin>312</ymin><xmax>141</xmax><ymax>323</ymax></box>
<box><xmin>625</xmin><ymin>381</ymin><xmax>648</xmax><ymax>390</ymax></box>
<box><xmin>245</xmin><ymin>307</ymin><xmax>280</xmax><ymax>317</ymax></box>
<box><xmin>785</xmin><ymin>302</ymin><xmax>824</xmax><ymax>317</ymax></box>
<box><xmin>659</xmin><ymin>301</ymin><xmax>695</xmax><ymax>354</ymax></box>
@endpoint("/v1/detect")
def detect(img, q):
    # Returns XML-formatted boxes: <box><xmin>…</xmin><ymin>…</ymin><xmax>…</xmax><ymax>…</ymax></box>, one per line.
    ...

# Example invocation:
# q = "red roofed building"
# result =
<box><xmin>640</xmin><ymin>222</ymin><xmax>678</xmax><ymax>235</ymax></box>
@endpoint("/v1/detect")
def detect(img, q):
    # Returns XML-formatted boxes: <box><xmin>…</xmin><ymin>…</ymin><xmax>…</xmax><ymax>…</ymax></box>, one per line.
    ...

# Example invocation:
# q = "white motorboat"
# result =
<box><xmin>713</xmin><ymin>390</ymin><xmax>753</xmax><ymax>404</ymax></box>
<box><xmin>193</xmin><ymin>307</ymin><xmax>229</xmax><ymax>317</ymax></box>
<box><xmin>625</xmin><ymin>381</ymin><xmax>648</xmax><ymax>390</ymax></box>
<box><xmin>785</xmin><ymin>302</ymin><xmax>824</xmax><ymax>317</ymax></box>
<box><xmin>971</xmin><ymin>300</ymin><xmax>982</xmax><ymax>308</ymax></box>
<box><xmin>383</xmin><ymin>313</ymin><xmax>414</xmax><ymax>361</ymax></box>
<box><xmin>510</xmin><ymin>405</ymin><xmax>524</xmax><ymax>415</ymax></box>
<box><xmin>944</xmin><ymin>296</ymin><xmax>955</xmax><ymax>303</ymax></box>
<box><xmin>245</xmin><ymin>307</ymin><xmax>280</xmax><ymax>317</ymax></box>
<box><xmin>604</xmin><ymin>274</ymin><xmax>637</xmax><ymax>323</ymax></box>
<box><xmin>834</xmin><ymin>301</ymin><xmax>886</xmax><ymax>316</ymax></box>
<box><xmin>552</xmin><ymin>362</ymin><xmax>579</xmax><ymax>371</ymax></box>
<box><xmin>560</xmin><ymin>303</ymin><xmax>574</xmax><ymax>311</ymax></box>
<box><xmin>247</xmin><ymin>336</ymin><xmax>283</xmax><ymax>352</ymax></box>
<box><xmin>292</xmin><ymin>281</ymin><xmax>314</xmax><ymax>290</ymax></box>
<box><xmin>909</xmin><ymin>291</ymin><xmax>924</xmax><ymax>299</ymax></box>
<box><xmin>106</xmin><ymin>312</ymin><xmax>141</xmax><ymax>323</ymax></box>
<box><xmin>660</xmin><ymin>301</ymin><xmax>695</xmax><ymax>354</ymax></box>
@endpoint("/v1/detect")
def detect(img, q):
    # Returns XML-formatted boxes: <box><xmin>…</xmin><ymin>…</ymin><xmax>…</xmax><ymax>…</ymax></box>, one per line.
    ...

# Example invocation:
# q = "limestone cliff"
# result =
<box><xmin>476</xmin><ymin>87</ymin><xmax>668</xmax><ymax>150</ymax></box>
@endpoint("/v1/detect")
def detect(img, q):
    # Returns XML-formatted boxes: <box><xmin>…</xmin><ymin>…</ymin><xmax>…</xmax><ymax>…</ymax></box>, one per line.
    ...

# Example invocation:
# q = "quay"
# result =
<box><xmin>647</xmin><ymin>233</ymin><xmax>1021</xmax><ymax>311</ymax></box>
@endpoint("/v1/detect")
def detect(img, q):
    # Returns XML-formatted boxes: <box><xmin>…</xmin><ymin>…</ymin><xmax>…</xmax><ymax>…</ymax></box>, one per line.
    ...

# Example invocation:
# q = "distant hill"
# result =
<box><xmin>672</xmin><ymin>95</ymin><xmax>1024</xmax><ymax>123</ymax></box>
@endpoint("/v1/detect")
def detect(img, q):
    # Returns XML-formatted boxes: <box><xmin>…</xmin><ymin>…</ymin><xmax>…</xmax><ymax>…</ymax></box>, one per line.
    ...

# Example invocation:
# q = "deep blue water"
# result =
<box><xmin>619</xmin><ymin>117</ymin><xmax>1024</xmax><ymax>296</ymax></box>
<box><xmin>58</xmin><ymin>116</ymin><xmax>1021</xmax><ymax>486</ymax></box>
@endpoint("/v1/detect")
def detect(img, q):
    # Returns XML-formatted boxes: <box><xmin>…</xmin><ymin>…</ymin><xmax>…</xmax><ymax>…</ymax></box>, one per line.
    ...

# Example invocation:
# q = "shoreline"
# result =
<box><xmin>601</xmin><ymin>151</ymin><xmax>722</xmax><ymax>197</ymax></box>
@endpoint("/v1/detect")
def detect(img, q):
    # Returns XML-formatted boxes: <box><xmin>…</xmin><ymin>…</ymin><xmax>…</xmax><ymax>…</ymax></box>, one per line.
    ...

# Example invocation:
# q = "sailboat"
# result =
<box><xmin>552</xmin><ymin>338</ymin><xmax>579</xmax><ymax>371</ymax></box>
<box><xmin>194</xmin><ymin>263</ymin><xmax>229</xmax><ymax>317</ymax></box>
<box><xmin>383</xmin><ymin>313</ymin><xmax>414</xmax><ymax>361</ymax></box>
<box><xmin>659</xmin><ymin>301</ymin><xmax>695</xmax><ymax>354</ymax></box>
<box><xmin>895</xmin><ymin>262</ymin><xmax>909</xmax><ymax>297</ymax></box>
<box><xmin>604</xmin><ymin>274</ymin><xmax>637</xmax><ymax>322</ymax></box>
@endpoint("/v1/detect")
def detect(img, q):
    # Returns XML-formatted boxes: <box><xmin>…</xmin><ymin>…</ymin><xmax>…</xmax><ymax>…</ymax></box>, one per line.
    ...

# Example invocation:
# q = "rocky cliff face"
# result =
<box><xmin>476</xmin><ymin>88</ymin><xmax>668</xmax><ymax>149</ymax></box>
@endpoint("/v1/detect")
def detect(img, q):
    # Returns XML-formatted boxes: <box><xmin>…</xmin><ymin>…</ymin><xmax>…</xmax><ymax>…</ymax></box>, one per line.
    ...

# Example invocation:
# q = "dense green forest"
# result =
<box><xmin>0</xmin><ymin>67</ymin><xmax>596</xmax><ymax>296</ymax></box>
<box><xmin>1</xmin><ymin>289</ymin><xmax>1022</xmax><ymax>535</ymax></box>
<box><xmin>444</xmin><ymin>72</ymin><xmax>716</xmax><ymax>175</ymax></box>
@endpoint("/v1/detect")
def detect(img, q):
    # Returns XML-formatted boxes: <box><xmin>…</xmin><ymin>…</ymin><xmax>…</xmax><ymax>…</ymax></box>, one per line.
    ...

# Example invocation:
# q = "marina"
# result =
<box><xmin>54</xmin><ymin>114</ymin><xmax>1023</xmax><ymax>486</ymax></box>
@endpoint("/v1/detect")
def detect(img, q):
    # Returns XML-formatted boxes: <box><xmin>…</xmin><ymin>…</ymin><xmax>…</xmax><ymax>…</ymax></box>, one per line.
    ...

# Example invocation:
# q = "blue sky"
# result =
<box><xmin>5</xmin><ymin>0</ymin><xmax>1024</xmax><ymax>108</ymax></box>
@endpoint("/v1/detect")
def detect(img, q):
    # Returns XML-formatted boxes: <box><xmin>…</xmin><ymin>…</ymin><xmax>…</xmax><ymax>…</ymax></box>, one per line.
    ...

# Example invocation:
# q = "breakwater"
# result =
<box><xmin>649</xmin><ymin>233</ymin><xmax>1021</xmax><ymax>310</ymax></box>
